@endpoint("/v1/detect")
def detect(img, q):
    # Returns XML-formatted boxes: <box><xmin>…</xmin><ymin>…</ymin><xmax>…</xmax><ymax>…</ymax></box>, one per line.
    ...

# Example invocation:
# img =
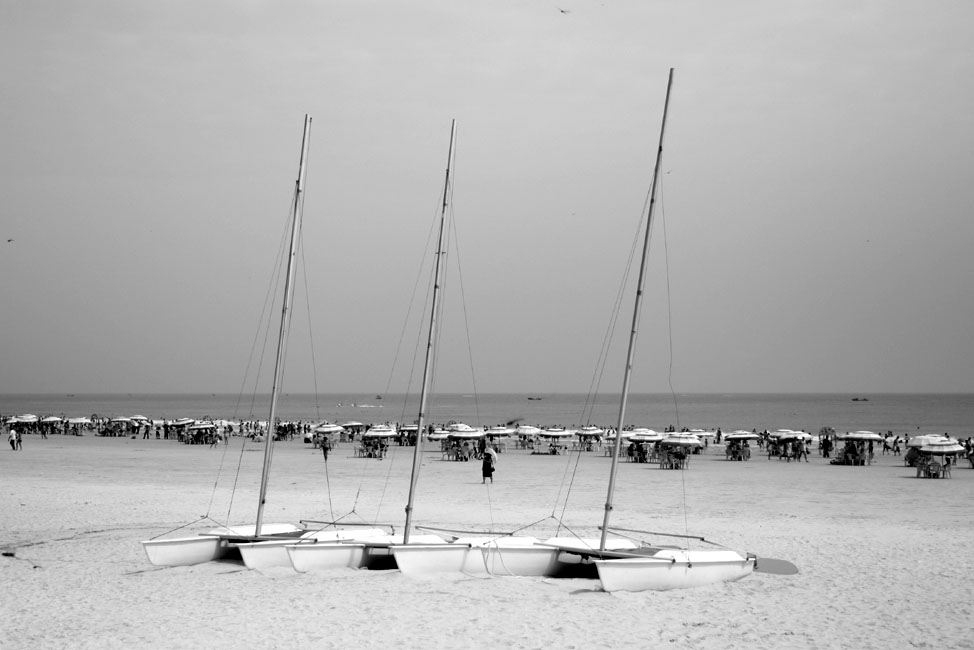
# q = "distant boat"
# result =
<box><xmin>851</xmin><ymin>397</ymin><xmax>869</xmax><ymax>402</ymax></box>
<box><xmin>376</xmin><ymin>395</ymin><xmax>383</xmax><ymax>400</ymax></box>
<box><xmin>527</xmin><ymin>397</ymin><xmax>542</xmax><ymax>401</ymax></box>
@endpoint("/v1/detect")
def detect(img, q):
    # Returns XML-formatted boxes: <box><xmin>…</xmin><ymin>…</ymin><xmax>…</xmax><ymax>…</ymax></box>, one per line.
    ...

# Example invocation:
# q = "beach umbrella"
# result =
<box><xmin>919</xmin><ymin>439</ymin><xmax>965</xmax><ymax>455</ymax></box>
<box><xmin>485</xmin><ymin>447</ymin><xmax>498</xmax><ymax>464</ymax></box>
<box><xmin>448</xmin><ymin>430</ymin><xmax>484</xmax><ymax>440</ymax></box>
<box><xmin>838</xmin><ymin>431</ymin><xmax>884</xmax><ymax>442</ymax></box>
<box><xmin>66</xmin><ymin>417</ymin><xmax>92</xmax><ymax>425</ymax></box>
<box><xmin>314</xmin><ymin>423</ymin><xmax>345</xmax><ymax>434</ymax></box>
<box><xmin>540</xmin><ymin>429</ymin><xmax>574</xmax><ymax>438</ymax></box>
<box><xmin>170</xmin><ymin>418</ymin><xmax>195</xmax><ymax>427</ymax></box>
<box><xmin>111</xmin><ymin>417</ymin><xmax>132</xmax><ymax>423</ymax></box>
<box><xmin>40</xmin><ymin>416</ymin><xmax>63</xmax><ymax>423</ymax></box>
<box><xmin>188</xmin><ymin>423</ymin><xmax>215</xmax><ymax>430</ymax></box>
<box><xmin>16</xmin><ymin>414</ymin><xmax>39</xmax><ymax>423</ymax></box>
<box><xmin>485</xmin><ymin>426</ymin><xmax>514</xmax><ymax>437</ymax></box>
<box><xmin>906</xmin><ymin>435</ymin><xmax>949</xmax><ymax>448</ymax></box>
<box><xmin>629</xmin><ymin>430</ymin><xmax>663</xmax><ymax>442</ymax></box>
<box><xmin>515</xmin><ymin>425</ymin><xmax>541</xmax><ymax>436</ymax></box>
<box><xmin>725</xmin><ymin>432</ymin><xmax>760</xmax><ymax>441</ymax></box>
<box><xmin>363</xmin><ymin>429</ymin><xmax>397</xmax><ymax>438</ymax></box>
<box><xmin>661</xmin><ymin>434</ymin><xmax>703</xmax><ymax>447</ymax></box>
<box><xmin>777</xmin><ymin>431</ymin><xmax>811</xmax><ymax>441</ymax></box>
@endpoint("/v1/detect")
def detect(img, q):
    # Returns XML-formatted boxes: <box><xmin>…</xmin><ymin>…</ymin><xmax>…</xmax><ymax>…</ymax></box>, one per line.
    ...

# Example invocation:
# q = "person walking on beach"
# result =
<box><xmin>8</xmin><ymin>428</ymin><xmax>17</xmax><ymax>451</ymax></box>
<box><xmin>481</xmin><ymin>450</ymin><xmax>495</xmax><ymax>484</ymax></box>
<box><xmin>321</xmin><ymin>437</ymin><xmax>330</xmax><ymax>462</ymax></box>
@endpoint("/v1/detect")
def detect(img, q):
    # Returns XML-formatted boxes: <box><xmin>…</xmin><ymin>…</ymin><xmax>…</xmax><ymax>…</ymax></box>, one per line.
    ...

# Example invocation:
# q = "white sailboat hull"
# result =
<box><xmin>141</xmin><ymin>536</ymin><xmax>229</xmax><ymax>567</ymax></box>
<box><xmin>237</xmin><ymin>527</ymin><xmax>388</xmax><ymax>570</ymax></box>
<box><xmin>287</xmin><ymin>543</ymin><xmax>367</xmax><ymax>572</ymax></box>
<box><xmin>390</xmin><ymin>543</ymin><xmax>472</xmax><ymax>574</ymax></box>
<box><xmin>237</xmin><ymin>539</ymin><xmax>300</xmax><ymax>570</ymax></box>
<box><xmin>392</xmin><ymin>536</ymin><xmax>562</xmax><ymax>577</ymax></box>
<box><xmin>465</xmin><ymin>544</ymin><xmax>562</xmax><ymax>576</ymax></box>
<box><xmin>594</xmin><ymin>549</ymin><xmax>754</xmax><ymax>592</ymax></box>
<box><xmin>141</xmin><ymin>523</ymin><xmax>303</xmax><ymax>567</ymax></box>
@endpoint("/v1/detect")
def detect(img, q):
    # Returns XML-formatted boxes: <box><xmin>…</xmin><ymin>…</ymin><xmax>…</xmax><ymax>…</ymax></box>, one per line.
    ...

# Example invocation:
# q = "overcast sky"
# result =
<box><xmin>2</xmin><ymin>1</ymin><xmax>972</xmax><ymax>395</ymax></box>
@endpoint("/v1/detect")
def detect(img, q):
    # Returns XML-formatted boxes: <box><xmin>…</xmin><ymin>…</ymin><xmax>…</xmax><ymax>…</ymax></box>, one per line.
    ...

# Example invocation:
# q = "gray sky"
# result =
<box><xmin>2</xmin><ymin>1</ymin><xmax>972</xmax><ymax>395</ymax></box>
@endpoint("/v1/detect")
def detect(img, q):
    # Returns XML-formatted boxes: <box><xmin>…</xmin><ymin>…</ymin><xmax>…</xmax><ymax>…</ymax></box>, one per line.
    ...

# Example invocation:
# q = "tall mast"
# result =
<box><xmin>255</xmin><ymin>114</ymin><xmax>312</xmax><ymax>536</ymax></box>
<box><xmin>599</xmin><ymin>70</ymin><xmax>674</xmax><ymax>551</ymax></box>
<box><xmin>403</xmin><ymin>119</ymin><xmax>457</xmax><ymax>543</ymax></box>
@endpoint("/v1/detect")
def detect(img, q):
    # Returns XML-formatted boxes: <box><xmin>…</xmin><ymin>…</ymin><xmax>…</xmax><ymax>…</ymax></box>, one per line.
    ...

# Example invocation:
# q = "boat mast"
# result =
<box><xmin>255</xmin><ymin>114</ymin><xmax>312</xmax><ymax>536</ymax></box>
<box><xmin>403</xmin><ymin>119</ymin><xmax>457</xmax><ymax>543</ymax></box>
<box><xmin>599</xmin><ymin>70</ymin><xmax>674</xmax><ymax>552</ymax></box>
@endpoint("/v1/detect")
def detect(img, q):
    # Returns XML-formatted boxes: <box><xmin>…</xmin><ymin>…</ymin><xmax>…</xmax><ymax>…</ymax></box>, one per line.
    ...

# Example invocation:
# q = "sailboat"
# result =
<box><xmin>280</xmin><ymin>123</ymin><xmax>468</xmax><ymax>574</ymax></box>
<box><xmin>386</xmin><ymin>122</ymin><xmax>564</xmax><ymax>578</ymax></box>
<box><xmin>555</xmin><ymin>69</ymin><xmax>795</xmax><ymax>591</ymax></box>
<box><xmin>141</xmin><ymin>116</ymin><xmax>315</xmax><ymax>567</ymax></box>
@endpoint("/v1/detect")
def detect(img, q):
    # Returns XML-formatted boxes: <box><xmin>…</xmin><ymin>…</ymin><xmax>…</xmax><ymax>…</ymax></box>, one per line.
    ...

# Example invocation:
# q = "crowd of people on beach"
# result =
<box><xmin>5</xmin><ymin>412</ymin><xmax>973</xmax><ymax>474</ymax></box>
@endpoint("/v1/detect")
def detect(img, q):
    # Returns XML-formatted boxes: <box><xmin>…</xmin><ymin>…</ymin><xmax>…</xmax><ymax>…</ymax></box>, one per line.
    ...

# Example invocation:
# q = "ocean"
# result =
<box><xmin>2</xmin><ymin>392</ymin><xmax>972</xmax><ymax>439</ymax></box>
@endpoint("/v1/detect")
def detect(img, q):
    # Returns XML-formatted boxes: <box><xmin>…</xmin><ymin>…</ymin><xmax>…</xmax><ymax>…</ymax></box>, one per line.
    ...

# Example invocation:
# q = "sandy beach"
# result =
<box><xmin>2</xmin><ymin>434</ymin><xmax>972</xmax><ymax>649</ymax></box>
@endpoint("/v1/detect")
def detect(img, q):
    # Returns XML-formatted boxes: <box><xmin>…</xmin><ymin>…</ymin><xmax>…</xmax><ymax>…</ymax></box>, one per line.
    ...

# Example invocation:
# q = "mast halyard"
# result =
<box><xmin>403</xmin><ymin>119</ymin><xmax>457</xmax><ymax>544</ymax></box>
<box><xmin>599</xmin><ymin>70</ymin><xmax>674</xmax><ymax>552</ymax></box>
<box><xmin>255</xmin><ymin>114</ymin><xmax>312</xmax><ymax>537</ymax></box>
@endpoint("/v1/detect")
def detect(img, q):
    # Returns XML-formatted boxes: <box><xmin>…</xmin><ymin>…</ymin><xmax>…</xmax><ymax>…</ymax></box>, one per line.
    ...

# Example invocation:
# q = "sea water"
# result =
<box><xmin>2</xmin><ymin>393</ymin><xmax>971</xmax><ymax>439</ymax></box>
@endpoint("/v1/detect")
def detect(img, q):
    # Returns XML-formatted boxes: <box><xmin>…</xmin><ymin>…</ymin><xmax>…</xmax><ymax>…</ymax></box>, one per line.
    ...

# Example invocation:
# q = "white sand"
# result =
<box><xmin>2</xmin><ymin>436</ymin><xmax>972</xmax><ymax>649</ymax></box>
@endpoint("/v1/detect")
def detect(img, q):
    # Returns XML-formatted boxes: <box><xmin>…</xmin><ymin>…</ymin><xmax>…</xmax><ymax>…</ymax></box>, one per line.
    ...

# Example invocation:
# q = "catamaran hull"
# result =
<box><xmin>142</xmin><ymin>523</ymin><xmax>302</xmax><ymax>567</ymax></box>
<box><xmin>392</xmin><ymin>538</ymin><xmax>563</xmax><ymax>577</ymax></box>
<box><xmin>237</xmin><ymin>539</ymin><xmax>309</xmax><ymax>570</ymax></box>
<box><xmin>465</xmin><ymin>545</ymin><xmax>562</xmax><ymax>576</ymax></box>
<box><xmin>594</xmin><ymin>550</ymin><xmax>755</xmax><ymax>592</ymax></box>
<box><xmin>237</xmin><ymin>527</ymin><xmax>389</xmax><ymax>570</ymax></box>
<box><xmin>389</xmin><ymin>544</ymin><xmax>472</xmax><ymax>574</ymax></box>
<box><xmin>141</xmin><ymin>536</ymin><xmax>229</xmax><ymax>567</ymax></box>
<box><xmin>287</xmin><ymin>543</ymin><xmax>366</xmax><ymax>572</ymax></box>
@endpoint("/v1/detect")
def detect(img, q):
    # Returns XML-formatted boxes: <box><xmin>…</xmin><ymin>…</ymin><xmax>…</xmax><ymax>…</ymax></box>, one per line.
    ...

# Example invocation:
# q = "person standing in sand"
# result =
<box><xmin>8</xmin><ymin>428</ymin><xmax>17</xmax><ymax>451</ymax></box>
<box><xmin>481</xmin><ymin>451</ymin><xmax>494</xmax><ymax>483</ymax></box>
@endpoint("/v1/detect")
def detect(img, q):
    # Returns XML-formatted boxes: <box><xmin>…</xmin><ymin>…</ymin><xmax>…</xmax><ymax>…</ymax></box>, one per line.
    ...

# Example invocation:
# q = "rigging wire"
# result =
<box><xmin>655</xmin><ymin>178</ymin><xmax>691</xmax><ymax>548</ymax></box>
<box><xmin>446</xmin><ymin>193</ymin><xmax>483</xmax><ymax>427</ymax></box>
<box><xmin>221</xmin><ymin>187</ymin><xmax>297</xmax><ymax>523</ymax></box>
<box><xmin>383</xmin><ymin>192</ymin><xmax>442</xmax><ymax>424</ymax></box>
<box><xmin>547</xmin><ymin>181</ymin><xmax>656</xmax><ymax>521</ymax></box>
<box><xmin>659</xmin><ymin>181</ymin><xmax>682</xmax><ymax>433</ymax></box>
<box><xmin>232</xmin><ymin>191</ymin><xmax>296</xmax><ymax>423</ymax></box>
<box><xmin>297</xmin><ymin>209</ymin><xmax>323</xmax><ymax>422</ymax></box>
